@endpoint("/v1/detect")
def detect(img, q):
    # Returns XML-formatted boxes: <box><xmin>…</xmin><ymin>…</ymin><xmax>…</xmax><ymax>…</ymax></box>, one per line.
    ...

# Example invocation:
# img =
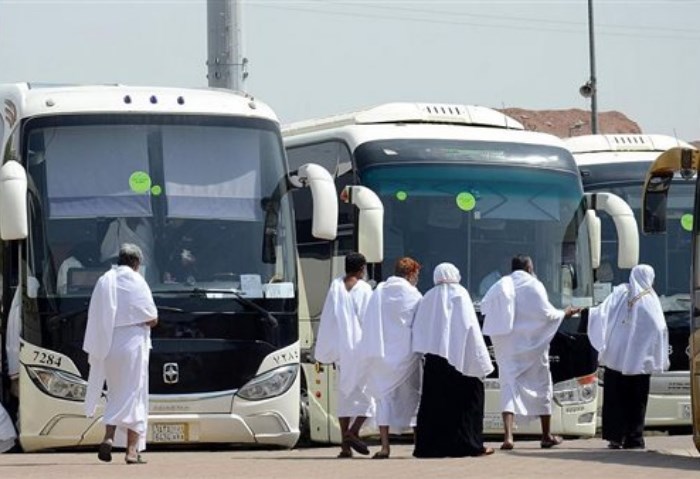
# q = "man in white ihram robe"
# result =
<box><xmin>588</xmin><ymin>264</ymin><xmax>668</xmax><ymax>449</ymax></box>
<box><xmin>315</xmin><ymin>253</ymin><xmax>374</xmax><ymax>458</ymax></box>
<box><xmin>83</xmin><ymin>243</ymin><xmax>157</xmax><ymax>464</ymax></box>
<box><xmin>356</xmin><ymin>257</ymin><xmax>422</xmax><ymax>459</ymax></box>
<box><xmin>481</xmin><ymin>255</ymin><xmax>578</xmax><ymax>450</ymax></box>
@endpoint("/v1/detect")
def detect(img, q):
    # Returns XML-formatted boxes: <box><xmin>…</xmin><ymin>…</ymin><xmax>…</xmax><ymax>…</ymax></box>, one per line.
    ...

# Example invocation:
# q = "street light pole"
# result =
<box><xmin>587</xmin><ymin>0</ymin><xmax>598</xmax><ymax>133</ymax></box>
<box><xmin>207</xmin><ymin>0</ymin><xmax>247</xmax><ymax>91</ymax></box>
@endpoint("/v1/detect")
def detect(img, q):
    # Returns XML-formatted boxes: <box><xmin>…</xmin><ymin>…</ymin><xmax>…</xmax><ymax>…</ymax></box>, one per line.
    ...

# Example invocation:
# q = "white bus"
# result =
<box><xmin>567</xmin><ymin>134</ymin><xmax>695</xmax><ymax>431</ymax></box>
<box><xmin>641</xmin><ymin>146</ymin><xmax>700</xmax><ymax>452</ymax></box>
<box><xmin>0</xmin><ymin>83</ymin><xmax>338</xmax><ymax>451</ymax></box>
<box><xmin>284</xmin><ymin>102</ymin><xmax>638</xmax><ymax>443</ymax></box>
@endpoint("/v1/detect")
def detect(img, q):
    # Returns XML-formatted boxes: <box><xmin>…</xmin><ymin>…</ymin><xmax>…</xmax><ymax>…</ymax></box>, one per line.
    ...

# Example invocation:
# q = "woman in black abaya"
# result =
<box><xmin>411</xmin><ymin>263</ymin><xmax>495</xmax><ymax>458</ymax></box>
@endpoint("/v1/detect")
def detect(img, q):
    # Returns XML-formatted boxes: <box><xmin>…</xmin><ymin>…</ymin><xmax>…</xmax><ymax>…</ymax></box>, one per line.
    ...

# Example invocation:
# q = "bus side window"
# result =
<box><xmin>286</xmin><ymin>142</ymin><xmax>340</xmax><ymax>176</ymax></box>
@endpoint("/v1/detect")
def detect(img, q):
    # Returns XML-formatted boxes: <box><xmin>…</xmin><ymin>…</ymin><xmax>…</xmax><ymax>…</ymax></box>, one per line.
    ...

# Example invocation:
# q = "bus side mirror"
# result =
<box><xmin>585</xmin><ymin>210</ymin><xmax>601</xmax><ymax>270</ymax></box>
<box><xmin>642</xmin><ymin>172</ymin><xmax>673</xmax><ymax>234</ymax></box>
<box><xmin>586</xmin><ymin>192</ymin><xmax>638</xmax><ymax>269</ymax></box>
<box><xmin>0</xmin><ymin>160</ymin><xmax>28</xmax><ymax>240</ymax></box>
<box><xmin>341</xmin><ymin>186</ymin><xmax>384</xmax><ymax>263</ymax></box>
<box><xmin>291</xmin><ymin>163</ymin><xmax>338</xmax><ymax>240</ymax></box>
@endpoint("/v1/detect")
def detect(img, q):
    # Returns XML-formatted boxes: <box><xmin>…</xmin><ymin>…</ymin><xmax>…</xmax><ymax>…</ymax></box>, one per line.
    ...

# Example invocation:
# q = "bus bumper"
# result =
<box><xmin>644</xmin><ymin>372</ymin><xmax>691</xmax><ymax>428</ymax></box>
<box><xmin>19</xmin><ymin>371</ymin><xmax>301</xmax><ymax>451</ymax></box>
<box><xmin>644</xmin><ymin>394</ymin><xmax>692</xmax><ymax>428</ymax></box>
<box><xmin>483</xmin><ymin>379</ymin><xmax>597</xmax><ymax>437</ymax></box>
<box><xmin>596</xmin><ymin>372</ymin><xmax>692</xmax><ymax>429</ymax></box>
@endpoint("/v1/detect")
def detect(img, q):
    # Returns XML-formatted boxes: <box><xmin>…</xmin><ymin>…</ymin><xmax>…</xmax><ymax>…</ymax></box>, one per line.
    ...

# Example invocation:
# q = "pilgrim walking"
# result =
<box><xmin>587</xmin><ymin>264</ymin><xmax>669</xmax><ymax>449</ymax></box>
<box><xmin>83</xmin><ymin>243</ymin><xmax>158</xmax><ymax>464</ymax></box>
<box><xmin>315</xmin><ymin>252</ymin><xmax>374</xmax><ymax>458</ymax></box>
<box><xmin>357</xmin><ymin>257</ymin><xmax>423</xmax><ymax>459</ymax></box>
<box><xmin>481</xmin><ymin>254</ymin><xmax>579</xmax><ymax>450</ymax></box>
<box><xmin>412</xmin><ymin>263</ymin><xmax>495</xmax><ymax>458</ymax></box>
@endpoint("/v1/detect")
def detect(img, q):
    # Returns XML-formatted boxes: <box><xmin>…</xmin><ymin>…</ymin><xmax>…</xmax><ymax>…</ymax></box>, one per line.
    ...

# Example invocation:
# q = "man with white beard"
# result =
<box><xmin>315</xmin><ymin>253</ymin><xmax>374</xmax><ymax>458</ymax></box>
<box><xmin>481</xmin><ymin>254</ymin><xmax>579</xmax><ymax>451</ymax></box>
<box><xmin>83</xmin><ymin>243</ymin><xmax>158</xmax><ymax>465</ymax></box>
<box><xmin>357</xmin><ymin>257</ymin><xmax>422</xmax><ymax>459</ymax></box>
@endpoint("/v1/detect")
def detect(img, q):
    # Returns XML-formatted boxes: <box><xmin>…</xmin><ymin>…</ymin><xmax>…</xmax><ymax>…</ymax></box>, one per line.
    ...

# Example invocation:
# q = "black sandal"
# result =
<box><xmin>372</xmin><ymin>451</ymin><xmax>390</xmax><ymax>459</ymax></box>
<box><xmin>97</xmin><ymin>440</ymin><xmax>113</xmax><ymax>463</ymax></box>
<box><xmin>540</xmin><ymin>435</ymin><xmax>563</xmax><ymax>449</ymax></box>
<box><xmin>344</xmin><ymin>434</ymin><xmax>369</xmax><ymax>456</ymax></box>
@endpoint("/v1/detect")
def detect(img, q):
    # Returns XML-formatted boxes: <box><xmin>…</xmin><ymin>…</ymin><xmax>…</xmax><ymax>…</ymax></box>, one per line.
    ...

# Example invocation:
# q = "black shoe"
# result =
<box><xmin>97</xmin><ymin>440</ymin><xmax>113</xmax><ymax>462</ymax></box>
<box><xmin>607</xmin><ymin>441</ymin><xmax>622</xmax><ymax>450</ymax></box>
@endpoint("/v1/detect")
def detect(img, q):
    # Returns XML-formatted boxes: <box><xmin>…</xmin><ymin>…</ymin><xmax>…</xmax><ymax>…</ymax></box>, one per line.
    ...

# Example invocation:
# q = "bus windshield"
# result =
<box><xmin>24</xmin><ymin>115</ymin><xmax>295</xmax><ymax>298</ymax></box>
<box><xmin>361</xmin><ymin>160</ymin><xmax>593</xmax><ymax>307</ymax></box>
<box><xmin>592</xmin><ymin>182</ymin><xmax>693</xmax><ymax>313</ymax></box>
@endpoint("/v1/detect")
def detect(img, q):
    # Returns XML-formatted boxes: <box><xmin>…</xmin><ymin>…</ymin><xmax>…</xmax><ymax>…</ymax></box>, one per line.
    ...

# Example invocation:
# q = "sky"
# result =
<box><xmin>1</xmin><ymin>0</ymin><xmax>700</xmax><ymax>139</ymax></box>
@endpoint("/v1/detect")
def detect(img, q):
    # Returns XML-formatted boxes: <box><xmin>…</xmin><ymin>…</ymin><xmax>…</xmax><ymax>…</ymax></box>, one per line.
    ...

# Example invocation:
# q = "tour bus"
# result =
<box><xmin>0</xmin><ymin>83</ymin><xmax>339</xmax><ymax>452</ymax></box>
<box><xmin>283</xmin><ymin>102</ymin><xmax>638</xmax><ymax>443</ymax></box>
<box><xmin>568</xmin><ymin>134</ymin><xmax>695</xmax><ymax>431</ymax></box>
<box><xmin>642</xmin><ymin>146</ymin><xmax>700</xmax><ymax>452</ymax></box>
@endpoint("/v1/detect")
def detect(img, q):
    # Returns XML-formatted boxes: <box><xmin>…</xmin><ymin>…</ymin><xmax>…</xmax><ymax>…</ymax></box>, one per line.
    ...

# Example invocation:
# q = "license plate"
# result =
<box><xmin>151</xmin><ymin>423</ymin><xmax>188</xmax><ymax>442</ymax></box>
<box><xmin>680</xmin><ymin>403</ymin><xmax>692</xmax><ymax>420</ymax></box>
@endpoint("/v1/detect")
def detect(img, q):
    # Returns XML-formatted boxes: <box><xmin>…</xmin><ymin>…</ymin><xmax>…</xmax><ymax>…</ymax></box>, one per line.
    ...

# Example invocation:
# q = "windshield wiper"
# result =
<box><xmin>154</xmin><ymin>288</ymin><xmax>278</xmax><ymax>328</ymax></box>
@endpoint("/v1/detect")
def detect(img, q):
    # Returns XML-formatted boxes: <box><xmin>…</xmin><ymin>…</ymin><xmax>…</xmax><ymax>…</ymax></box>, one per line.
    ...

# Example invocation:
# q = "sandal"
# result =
<box><xmin>125</xmin><ymin>454</ymin><xmax>147</xmax><ymax>465</ymax></box>
<box><xmin>344</xmin><ymin>434</ymin><xmax>369</xmax><ymax>456</ymax></box>
<box><xmin>372</xmin><ymin>451</ymin><xmax>390</xmax><ymax>459</ymax></box>
<box><xmin>337</xmin><ymin>449</ymin><xmax>353</xmax><ymax>459</ymax></box>
<box><xmin>540</xmin><ymin>435</ymin><xmax>563</xmax><ymax>449</ymax></box>
<box><xmin>97</xmin><ymin>440</ymin><xmax>113</xmax><ymax>463</ymax></box>
<box><xmin>500</xmin><ymin>442</ymin><xmax>514</xmax><ymax>450</ymax></box>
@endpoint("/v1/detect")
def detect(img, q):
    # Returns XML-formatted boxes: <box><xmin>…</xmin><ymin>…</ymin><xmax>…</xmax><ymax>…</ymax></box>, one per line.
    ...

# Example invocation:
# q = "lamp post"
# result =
<box><xmin>579</xmin><ymin>0</ymin><xmax>598</xmax><ymax>134</ymax></box>
<box><xmin>207</xmin><ymin>0</ymin><xmax>247</xmax><ymax>91</ymax></box>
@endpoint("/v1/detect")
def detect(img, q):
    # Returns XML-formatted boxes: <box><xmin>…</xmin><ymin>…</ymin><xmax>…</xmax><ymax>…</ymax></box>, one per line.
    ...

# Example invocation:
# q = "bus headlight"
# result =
<box><xmin>553</xmin><ymin>374</ymin><xmax>597</xmax><ymax>406</ymax></box>
<box><xmin>26</xmin><ymin>365</ymin><xmax>87</xmax><ymax>402</ymax></box>
<box><xmin>237</xmin><ymin>364</ymin><xmax>298</xmax><ymax>401</ymax></box>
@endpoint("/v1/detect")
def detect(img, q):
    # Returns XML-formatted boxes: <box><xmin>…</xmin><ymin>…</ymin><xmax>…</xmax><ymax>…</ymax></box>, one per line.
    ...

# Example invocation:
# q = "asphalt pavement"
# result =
<box><xmin>0</xmin><ymin>434</ymin><xmax>698</xmax><ymax>479</ymax></box>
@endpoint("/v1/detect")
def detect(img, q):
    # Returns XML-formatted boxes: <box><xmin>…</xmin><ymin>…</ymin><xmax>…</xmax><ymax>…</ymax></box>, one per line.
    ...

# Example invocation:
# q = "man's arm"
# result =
<box><xmin>534</xmin><ymin>281</ymin><xmax>578</xmax><ymax>321</ymax></box>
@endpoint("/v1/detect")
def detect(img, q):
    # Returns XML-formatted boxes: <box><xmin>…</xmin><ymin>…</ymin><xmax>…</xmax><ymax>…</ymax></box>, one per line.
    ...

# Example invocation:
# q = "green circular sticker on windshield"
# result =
<box><xmin>681</xmin><ymin>213</ymin><xmax>694</xmax><ymax>232</ymax></box>
<box><xmin>129</xmin><ymin>171</ymin><xmax>152</xmax><ymax>194</ymax></box>
<box><xmin>151</xmin><ymin>185</ymin><xmax>162</xmax><ymax>196</ymax></box>
<box><xmin>456</xmin><ymin>192</ymin><xmax>476</xmax><ymax>211</ymax></box>
<box><xmin>396</xmin><ymin>190</ymin><xmax>408</xmax><ymax>201</ymax></box>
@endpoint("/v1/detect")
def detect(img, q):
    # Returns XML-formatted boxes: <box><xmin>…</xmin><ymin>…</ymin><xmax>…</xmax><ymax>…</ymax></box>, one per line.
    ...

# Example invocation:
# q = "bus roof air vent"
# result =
<box><xmin>609</xmin><ymin>134</ymin><xmax>654</xmax><ymax>150</ymax></box>
<box><xmin>354</xmin><ymin>103</ymin><xmax>524</xmax><ymax>130</ymax></box>
<box><xmin>567</xmin><ymin>134</ymin><xmax>695</xmax><ymax>154</ymax></box>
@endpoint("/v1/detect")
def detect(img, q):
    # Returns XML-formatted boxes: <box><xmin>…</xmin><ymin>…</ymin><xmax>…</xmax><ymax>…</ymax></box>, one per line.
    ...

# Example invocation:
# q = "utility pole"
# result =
<box><xmin>207</xmin><ymin>0</ymin><xmax>247</xmax><ymax>91</ymax></box>
<box><xmin>587</xmin><ymin>0</ymin><xmax>598</xmax><ymax>133</ymax></box>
